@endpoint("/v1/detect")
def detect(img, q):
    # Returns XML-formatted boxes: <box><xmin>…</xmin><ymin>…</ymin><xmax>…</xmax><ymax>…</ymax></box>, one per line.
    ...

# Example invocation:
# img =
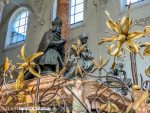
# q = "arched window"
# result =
<box><xmin>11</xmin><ymin>10</ymin><xmax>28</xmax><ymax>44</ymax></box>
<box><xmin>5</xmin><ymin>7</ymin><xmax>29</xmax><ymax>49</ymax></box>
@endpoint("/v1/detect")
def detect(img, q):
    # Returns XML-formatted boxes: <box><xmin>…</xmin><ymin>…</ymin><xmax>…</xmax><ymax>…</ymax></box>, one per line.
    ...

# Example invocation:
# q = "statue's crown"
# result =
<box><xmin>52</xmin><ymin>17</ymin><xmax>62</xmax><ymax>26</ymax></box>
<box><xmin>79</xmin><ymin>33</ymin><xmax>88</xmax><ymax>40</ymax></box>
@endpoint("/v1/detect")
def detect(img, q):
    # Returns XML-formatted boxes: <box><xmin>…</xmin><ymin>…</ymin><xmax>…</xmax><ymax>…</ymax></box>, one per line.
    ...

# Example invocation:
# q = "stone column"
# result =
<box><xmin>57</xmin><ymin>0</ymin><xmax>70</xmax><ymax>60</ymax></box>
<box><xmin>57</xmin><ymin>0</ymin><xmax>70</xmax><ymax>38</ymax></box>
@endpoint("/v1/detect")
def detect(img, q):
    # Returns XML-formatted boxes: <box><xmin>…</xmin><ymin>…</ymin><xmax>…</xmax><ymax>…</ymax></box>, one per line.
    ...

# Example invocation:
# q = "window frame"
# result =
<box><xmin>120</xmin><ymin>0</ymin><xmax>149</xmax><ymax>15</ymax></box>
<box><xmin>70</xmin><ymin>0</ymin><xmax>84</xmax><ymax>25</ymax></box>
<box><xmin>10</xmin><ymin>10</ymin><xmax>28</xmax><ymax>45</ymax></box>
<box><xmin>5</xmin><ymin>7</ymin><xmax>29</xmax><ymax>50</ymax></box>
<box><xmin>126</xmin><ymin>0</ymin><xmax>144</xmax><ymax>5</ymax></box>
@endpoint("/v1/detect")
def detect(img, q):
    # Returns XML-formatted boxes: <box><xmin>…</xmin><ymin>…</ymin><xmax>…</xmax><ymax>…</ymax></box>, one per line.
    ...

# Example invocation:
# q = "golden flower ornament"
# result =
<box><xmin>145</xmin><ymin>66</ymin><xmax>150</xmax><ymax>77</ymax></box>
<box><xmin>2</xmin><ymin>57</ymin><xmax>15</xmax><ymax>79</ymax></box>
<box><xmin>141</xmin><ymin>42</ymin><xmax>150</xmax><ymax>56</ymax></box>
<box><xmin>98</xmin><ymin>11</ymin><xmax>144</xmax><ymax>56</ymax></box>
<box><xmin>4</xmin><ymin>96</ymin><xmax>13</xmax><ymax>106</ymax></box>
<box><xmin>99</xmin><ymin>102</ymin><xmax>120</xmax><ymax>112</ymax></box>
<box><xmin>15</xmin><ymin>70</ymin><xmax>26</xmax><ymax>90</ymax></box>
<box><xmin>75</xmin><ymin>64</ymin><xmax>83</xmax><ymax>77</ymax></box>
<box><xmin>98</xmin><ymin>6</ymin><xmax>150</xmax><ymax>71</ymax></box>
<box><xmin>144</xmin><ymin>26</ymin><xmax>150</xmax><ymax>37</ymax></box>
<box><xmin>140</xmin><ymin>41</ymin><xmax>150</xmax><ymax>78</ymax></box>
<box><xmin>71</xmin><ymin>38</ymin><xmax>86</xmax><ymax>57</ymax></box>
<box><xmin>132</xmin><ymin>85</ymin><xmax>141</xmax><ymax>90</ymax></box>
<box><xmin>92</xmin><ymin>56</ymin><xmax>109</xmax><ymax>70</ymax></box>
<box><xmin>50</xmin><ymin>65</ymin><xmax>67</xmax><ymax>78</ymax></box>
<box><xmin>15</xmin><ymin>45</ymin><xmax>43</xmax><ymax>90</ymax></box>
<box><xmin>17</xmin><ymin>45</ymin><xmax>43</xmax><ymax>77</ymax></box>
<box><xmin>126</xmin><ymin>86</ymin><xmax>150</xmax><ymax>113</ymax></box>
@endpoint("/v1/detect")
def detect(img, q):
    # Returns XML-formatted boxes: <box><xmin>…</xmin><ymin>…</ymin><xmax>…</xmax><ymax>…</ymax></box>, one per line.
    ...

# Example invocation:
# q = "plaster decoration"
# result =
<box><xmin>135</xmin><ymin>16</ymin><xmax>150</xmax><ymax>27</ymax></box>
<box><xmin>99</xmin><ymin>0</ymin><xmax>108</xmax><ymax>5</ymax></box>
<box><xmin>34</xmin><ymin>0</ymin><xmax>44</xmax><ymax>13</ymax></box>
<box><xmin>84</xmin><ymin>0</ymin><xmax>88</xmax><ymax>11</ymax></box>
<box><xmin>35</xmin><ymin>16</ymin><xmax>45</xmax><ymax>26</ymax></box>
<box><xmin>93</xmin><ymin>0</ymin><xmax>99</xmax><ymax>7</ymax></box>
<box><xmin>0</xmin><ymin>0</ymin><xmax>9</xmax><ymax>23</ymax></box>
<box><xmin>32</xmin><ymin>0</ymin><xmax>49</xmax><ymax>28</ymax></box>
<box><xmin>93</xmin><ymin>0</ymin><xmax>108</xmax><ymax>8</ymax></box>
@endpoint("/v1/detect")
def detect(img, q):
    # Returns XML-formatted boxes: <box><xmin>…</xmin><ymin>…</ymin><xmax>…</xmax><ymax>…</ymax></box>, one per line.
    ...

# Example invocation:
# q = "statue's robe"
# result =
<box><xmin>37</xmin><ymin>29</ymin><xmax>66</xmax><ymax>69</ymax></box>
<box><xmin>64</xmin><ymin>46</ymin><xmax>94</xmax><ymax>79</ymax></box>
<box><xmin>37</xmin><ymin>29</ymin><xmax>53</xmax><ymax>53</ymax></box>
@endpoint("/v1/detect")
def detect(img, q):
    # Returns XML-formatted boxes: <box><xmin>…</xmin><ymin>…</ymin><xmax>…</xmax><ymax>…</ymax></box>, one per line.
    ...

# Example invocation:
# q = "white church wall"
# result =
<box><xmin>0</xmin><ymin>0</ymin><xmax>150</xmax><ymax>84</ymax></box>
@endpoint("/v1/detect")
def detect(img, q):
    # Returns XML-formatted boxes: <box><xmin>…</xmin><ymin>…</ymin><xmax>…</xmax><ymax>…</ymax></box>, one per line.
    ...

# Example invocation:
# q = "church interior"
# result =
<box><xmin>0</xmin><ymin>0</ymin><xmax>150</xmax><ymax>112</ymax></box>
